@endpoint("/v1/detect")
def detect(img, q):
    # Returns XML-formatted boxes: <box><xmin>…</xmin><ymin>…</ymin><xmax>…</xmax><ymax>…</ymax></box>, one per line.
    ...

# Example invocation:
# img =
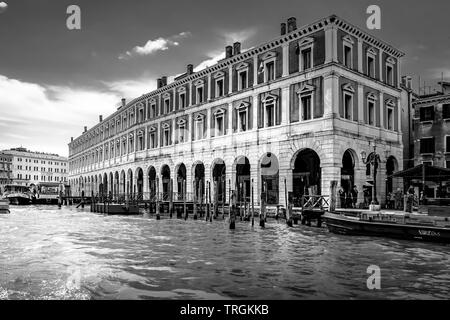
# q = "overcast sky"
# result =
<box><xmin>0</xmin><ymin>0</ymin><xmax>449</xmax><ymax>157</ymax></box>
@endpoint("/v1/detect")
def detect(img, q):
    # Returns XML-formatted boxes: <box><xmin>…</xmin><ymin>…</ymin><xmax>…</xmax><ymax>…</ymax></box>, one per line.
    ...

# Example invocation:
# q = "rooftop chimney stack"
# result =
<box><xmin>287</xmin><ymin>17</ymin><xmax>297</xmax><ymax>33</ymax></box>
<box><xmin>281</xmin><ymin>23</ymin><xmax>287</xmax><ymax>35</ymax></box>
<box><xmin>84</xmin><ymin>126</ymin><xmax>87</xmax><ymax>133</ymax></box>
<box><xmin>157</xmin><ymin>78</ymin><xmax>162</xmax><ymax>89</ymax></box>
<box><xmin>121</xmin><ymin>98</ymin><xmax>126</xmax><ymax>108</ymax></box>
<box><xmin>225</xmin><ymin>45</ymin><xmax>233</xmax><ymax>59</ymax></box>
<box><xmin>71</xmin><ymin>137</ymin><xmax>73</xmax><ymax>142</ymax></box>
<box><xmin>99</xmin><ymin>115</ymin><xmax>103</xmax><ymax>122</ymax></box>
<box><xmin>233</xmin><ymin>42</ymin><xmax>241</xmax><ymax>56</ymax></box>
<box><xmin>161</xmin><ymin>76</ymin><xmax>167</xmax><ymax>86</ymax></box>
<box><xmin>187</xmin><ymin>64</ymin><xmax>194</xmax><ymax>75</ymax></box>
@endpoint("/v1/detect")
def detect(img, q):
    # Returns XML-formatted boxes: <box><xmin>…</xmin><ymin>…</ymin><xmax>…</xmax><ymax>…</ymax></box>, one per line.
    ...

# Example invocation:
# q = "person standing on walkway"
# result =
<box><xmin>351</xmin><ymin>186</ymin><xmax>358</xmax><ymax>209</ymax></box>
<box><xmin>338</xmin><ymin>186</ymin><xmax>346</xmax><ymax>208</ymax></box>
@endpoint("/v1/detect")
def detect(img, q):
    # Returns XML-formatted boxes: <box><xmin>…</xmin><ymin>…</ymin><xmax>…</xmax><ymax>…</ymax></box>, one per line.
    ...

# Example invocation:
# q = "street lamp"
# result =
<box><xmin>361</xmin><ymin>143</ymin><xmax>382</xmax><ymax>211</ymax></box>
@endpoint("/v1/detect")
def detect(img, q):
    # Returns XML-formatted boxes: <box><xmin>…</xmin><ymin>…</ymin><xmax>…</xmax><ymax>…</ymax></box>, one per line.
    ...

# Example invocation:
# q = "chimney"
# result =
<box><xmin>157</xmin><ymin>78</ymin><xmax>162</xmax><ymax>89</ymax></box>
<box><xmin>161</xmin><ymin>76</ymin><xmax>167</xmax><ymax>86</ymax></box>
<box><xmin>71</xmin><ymin>137</ymin><xmax>73</xmax><ymax>142</ymax></box>
<box><xmin>121</xmin><ymin>98</ymin><xmax>126</xmax><ymax>108</ymax></box>
<box><xmin>99</xmin><ymin>115</ymin><xmax>103</xmax><ymax>122</ymax></box>
<box><xmin>84</xmin><ymin>126</ymin><xmax>87</xmax><ymax>133</ymax></box>
<box><xmin>281</xmin><ymin>23</ymin><xmax>287</xmax><ymax>35</ymax></box>
<box><xmin>187</xmin><ymin>64</ymin><xmax>194</xmax><ymax>75</ymax></box>
<box><xmin>287</xmin><ymin>17</ymin><xmax>297</xmax><ymax>33</ymax></box>
<box><xmin>233</xmin><ymin>42</ymin><xmax>241</xmax><ymax>56</ymax></box>
<box><xmin>225</xmin><ymin>45</ymin><xmax>233</xmax><ymax>59</ymax></box>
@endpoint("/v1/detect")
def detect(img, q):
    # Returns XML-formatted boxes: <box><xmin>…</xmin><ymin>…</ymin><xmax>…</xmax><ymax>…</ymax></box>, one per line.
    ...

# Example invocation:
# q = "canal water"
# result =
<box><xmin>0</xmin><ymin>205</ymin><xmax>449</xmax><ymax>300</ymax></box>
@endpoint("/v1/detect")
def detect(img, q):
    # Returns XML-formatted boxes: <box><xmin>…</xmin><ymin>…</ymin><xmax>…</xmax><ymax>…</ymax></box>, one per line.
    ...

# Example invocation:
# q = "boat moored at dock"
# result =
<box><xmin>2</xmin><ymin>184</ymin><xmax>32</xmax><ymax>205</ymax></box>
<box><xmin>324</xmin><ymin>211</ymin><xmax>450</xmax><ymax>244</ymax></box>
<box><xmin>0</xmin><ymin>199</ymin><xmax>10</xmax><ymax>214</ymax></box>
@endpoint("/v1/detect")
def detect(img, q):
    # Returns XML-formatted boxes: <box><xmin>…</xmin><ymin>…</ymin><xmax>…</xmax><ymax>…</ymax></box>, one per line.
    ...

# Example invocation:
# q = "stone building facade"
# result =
<box><xmin>68</xmin><ymin>15</ymin><xmax>405</xmax><ymax>208</ymax></box>
<box><xmin>412</xmin><ymin>87</ymin><xmax>450</xmax><ymax>197</ymax></box>
<box><xmin>0</xmin><ymin>152</ymin><xmax>13</xmax><ymax>193</ymax></box>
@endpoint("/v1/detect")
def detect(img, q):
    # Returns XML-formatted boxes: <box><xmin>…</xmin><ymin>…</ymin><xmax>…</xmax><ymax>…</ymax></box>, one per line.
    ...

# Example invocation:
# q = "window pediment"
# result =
<box><xmin>367</xmin><ymin>92</ymin><xmax>378</xmax><ymax>101</ymax></box>
<box><xmin>367</xmin><ymin>47</ymin><xmax>377</xmax><ymax>56</ymax></box>
<box><xmin>385</xmin><ymin>99</ymin><xmax>396</xmax><ymax>106</ymax></box>
<box><xmin>342</xmin><ymin>83</ymin><xmax>355</xmax><ymax>93</ymax></box>
<box><xmin>149</xmin><ymin>126</ymin><xmax>156</xmax><ymax>133</ymax></box>
<box><xmin>236</xmin><ymin>62</ymin><xmax>249</xmax><ymax>71</ymax></box>
<box><xmin>298</xmin><ymin>37</ymin><xmax>314</xmax><ymax>47</ymax></box>
<box><xmin>177</xmin><ymin>118</ymin><xmax>187</xmax><ymax>125</ymax></box>
<box><xmin>194</xmin><ymin>79</ymin><xmax>205</xmax><ymax>86</ymax></box>
<box><xmin>148</xmin><ymin>97</ymin><xmax>156</xmax><ymax>104</ymax></box>
<box><xmin>162</xmin><ymin>92</ymin><xmax>171</xmax><ymax>99</ymax></box>
<box><xmin>262</xmin><ymin>93</ymin><xmax>278</xmax><ymax>103</ymax></box>
<box><xmin>386</xmin><ymin>56</ymin><xmax>396</xmax><ymax>65</ymax></box>
<box><xmin>214</xmin><ymin>107</ymin><xmax>226</xmax><ymax>116</ymax></box>
<box><xmin>194</xmin><ymin>113</ymin><xmax>205</xmax><ymax>121</ymax></box>
<box><xmin>161</xmin><ymin>122</ymin><xmax>170</xmax><ymax>129</ymax></box>
<box><xmin>261</xmin><ymin>51</ymin><xmax>277</xmax><ymax>61</ymax></box>
<box><xmin>137</xmin><ymin>130</ymin><xmax>144</xmax><ymax>136</ymax></box>
<box><xmin>297</xmin><ymin>83</ymin><xmax>315</xmax><ymax>95</ymax></box>
<box><xmin>342</xmin><ymin>35</ymin><xmax>355</xmax><ymax>45</ymax></box>
<box><xmin>213</xmin><ymin>71</ymin><xmax>225</xmax><ymax>79</ymax></box>
<box><xmin>178</xmin><ymin>86</ymin><xmax>186</xmax><ymax>93</ymax></box>
<box><xmin>236</xmin><ymin>101</ymin><xmax>251</xmax><ymax>110</ymax></box>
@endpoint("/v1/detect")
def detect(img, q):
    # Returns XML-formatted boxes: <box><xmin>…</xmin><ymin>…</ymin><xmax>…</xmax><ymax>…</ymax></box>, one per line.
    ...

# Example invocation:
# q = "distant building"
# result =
<box><xmin>1</xmin><ymin>147</ymin><xmax>68</xmax><ymax>187</ymax></box>
<box><xmin>0</xmin><ymin>152</ymin><xmax>13</xmax><ymax>193</ymax></box>
<box><xmin>412</xmin><ymin>82</ymin><xmax>450</xmax><ymax>197</ymax></box>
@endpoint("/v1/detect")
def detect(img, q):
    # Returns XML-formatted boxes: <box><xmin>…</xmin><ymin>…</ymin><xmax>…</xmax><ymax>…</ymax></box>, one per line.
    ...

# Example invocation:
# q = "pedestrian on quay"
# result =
<box><xmin>405</xmin><ymin>186</ymin><xmax>415</xmax><ymax>213</ymax></box>
<box><xmin>338</xmin><ymin>186</ymin><xmax>346</xmax><ymax>209</ymax></box>
<box><xmin>351</xmin><ymin>186</ymin><xmax>358</xmax><ymax>209</ymax></box>
<box><xmin>394</xmin><ymin>188</ymin><xmax>403</xmax><ymax>210</ymax></box>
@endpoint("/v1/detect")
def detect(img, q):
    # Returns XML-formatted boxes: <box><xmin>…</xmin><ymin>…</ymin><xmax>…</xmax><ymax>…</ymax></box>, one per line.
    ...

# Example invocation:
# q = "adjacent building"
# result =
<box><xmin>1</xmin><ymin>147</ymin><xmax>68</xmax><ymax>187</ymax></box>
<box><xmin>412</xmin><ymin>82</ymin><xmax>450</xmax><ymax>197</ymax></box>
<box><xmin>68</xmin><ymin>15</ymin><xmax>406</xmax><ymax>208</ymax></box>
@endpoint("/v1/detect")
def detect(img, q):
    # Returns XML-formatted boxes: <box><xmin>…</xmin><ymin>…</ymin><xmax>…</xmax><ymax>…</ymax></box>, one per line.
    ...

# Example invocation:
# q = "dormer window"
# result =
<box><xmin>194</xmin><ymin>114</ymin><xmax>205</xmax><ymax>140</ymax></box>
<box><xmin>298</xmin><ymin>38</ymin><xmax>314</xmax><ymax>71</ymax></box>
<box><xmin>297</xmin><ymin>84</ymin><xmax>315</xmax><ymax>121</ymax></box>
<box><xmin>214</xmin><ymin>108</ymin><xmax>226</xmax><ymax>136</ymax></box>
<box><xmin>367</xmin><ymin>93</ymin><xmax>377</xmax><ymax>126</ymax></box>
<box><xmin>342</xmin><ymin>35</ymin><xmax>354</xmax><ymax>69</ymax></box>
<box><xmin>342</xmin><ymin>83</ymin><xmax>355</xmax><ymax>121</ymax></box>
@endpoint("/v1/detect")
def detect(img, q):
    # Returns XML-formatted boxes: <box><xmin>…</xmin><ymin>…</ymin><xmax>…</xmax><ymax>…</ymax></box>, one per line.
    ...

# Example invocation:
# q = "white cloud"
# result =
<box><xmin>0</xmin><ymin>2</ymin><xmax>7</xmax><ymax>14</ymax></box>
<box><xmin>194</xmin><ymin>51</ymin><xmax>226</xmax><ymax>72</ymax></box>
<box><xmin>0</xmin><ymin>74</ymin><xmax>120</xmax><ymax>156</ymax></box>
<box><xmin>119</xmin><ymin>31</ymin><xmax>191</xmax><ymax>60</ymax></box>
<box><xmin>102</xmin><ymin>78</ymin><xmax>156</xmax><ymax>100</ymax></box>
<box><xmin>221</xmin><ymin>27</ymin><xmax>257</xmax><ymax>43</ymax></box>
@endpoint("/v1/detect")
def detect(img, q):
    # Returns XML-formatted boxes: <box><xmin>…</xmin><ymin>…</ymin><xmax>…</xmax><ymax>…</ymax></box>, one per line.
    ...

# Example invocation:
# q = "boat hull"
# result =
<box><xmin>0</xmin><ymin>201</ymin><xmax>10</xmax><ymax>214</ymax></box>
<box><xmin>5</xmin><ymin>195</ymin><xmax>31</xmax><ymax>205</ymax></box>
<box><xmin>324</xmin><ymin>213</ymin><xmax>450</xmax><ymax>244</ymax></box>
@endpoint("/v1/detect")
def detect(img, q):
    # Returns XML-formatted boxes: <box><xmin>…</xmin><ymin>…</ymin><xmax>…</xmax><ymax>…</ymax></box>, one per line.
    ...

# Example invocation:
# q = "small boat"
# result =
<box><xmin>2</xmin><ymin>184</ymin><xmax>32</xmax><ymax>205</ymax></box>
<box><xmin>0</xmin><ymin>199</ymin><xmax>10</xmax><ymax>214</ymax></box>
<box><xmin>323</xmin><ymin>211</ymin><xmax>450</xmax><ymax>244</ymax></box>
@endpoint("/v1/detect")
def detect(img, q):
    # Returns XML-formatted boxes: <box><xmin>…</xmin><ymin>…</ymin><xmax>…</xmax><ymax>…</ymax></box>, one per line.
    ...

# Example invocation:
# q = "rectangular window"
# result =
<box><xmin>163</xmin><ymin>129</ymin><xmax>170</xmax><ymax>146</ymax></box>
<box><xmin>164</xmin><ymin>99</ymin><xmax>170</xmax><ymax>114</ymax></box>
<box><xmin>368</xmin><ymin>100</ymin><xmax>375</xmax><ymax>125</ymax></box>
<box><xmin>446</xmin><ymin>136</ymin><xmax>450</xmax><ymax>153</ymax></box>
<box><xmin>216</xmin><ymin>115</ymin><xmax>224</xmax><ymax>136</ymax></box>
<box><xmin>265</xmin><ymin>61</ymin><xmax>275</xmax><ymax>82</ymax></box>
<box><xmin>301</xmin><ymin>47</ymin><xmax>312</xmax><ymax>71</ymax></box>
<box><xmin>138</xmin><ymin>136</ymin><xmax>144</xmax><ymax>151</ymax></box>
<box><xmin>151</xmin><ymin>103</ymin><xmax>156</xmax><ymax>118</ymax></box>
<box><xmin>196</xmin><ymin>120</ymin><xmax>203</xmax><ymax>140</ymax></box>
<box><xmin>179</xmin><ymin>93</ymin><xmax>186</xmax><ymax>109</ymax></box>
<box><xmin>344</xmin><ymin>45</ymin><xmax>352</xmax><ymax>68</ymax></box>
<box><xmin>238</xmin><ymin>110</ymin><xmax>247</xmax><ymax>132</ymax></box>
<box><xmin>139</xmin><ymin>109</ymin><xmax>144</xmax><ymax>123</ymax></box>
<box><xmin>178</xmin><ymin>125</ymin><xmax>185</xmax><ymax>143</ymax></box>
<box><xmin>386</xmin><ymin>65</ymin><xmax>394</xmax><ymax>85</ymax></box>
<box><xmin>216</xmin><ymin>79</ymin><xmax>224</xmax><ymax>97</ymax></box>
<box><xmin>266</xmin><ymin>103</ymin><xmax>275</xmax><ymax>127</ymax></box>
<box><xmin>367</xmin><ymin>56</ymin><xmax>375</xmax><ymax>78</ymax></box>
<box><xmin>150</xmin><ymin>133</ymin><xmax>156</xmax><ymax>149</ymax></box>
<box><xmin>301</xmin><ymin>95</ymin><xmax>312</xmax><ymax>121</ymax></box>
<box><xmin>387</xmin><ymin>107</ymin><xmax>394</xmax><ymax>130</ymax></box>
<box><xmin>197</xmin><ymin>87</ymin><xmax>204</xmax><ymax>104</ymax></box>
<box><xmin>443</xmin><ymin>104</ymin><xmax>450</xmax><ymax>119</ymax></box>
<box><xmin>419</xmin><ymin>106</ymin><xmax>434</xmax><ymax>122</ymax></box>
<box><xmin>344</xmin><ymin>94</ymin><xmax>352</xmax><ymax>120</ymax></box>
<box><xmin>420</xmin><ymin>138</ymin><xmax>435</xmax><ymax>154</ymax></box>
<box><xmin>239</xmin><ymin>71</ymin><xmax>247</xmax><ymax>90</ymax></box>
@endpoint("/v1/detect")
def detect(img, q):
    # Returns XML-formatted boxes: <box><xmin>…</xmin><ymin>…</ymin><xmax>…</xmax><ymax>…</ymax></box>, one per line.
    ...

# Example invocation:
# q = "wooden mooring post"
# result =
<box><xmin>251</xmin><ymin>178</ymin><xmax>255</xmax><ymax>227</ymax></box>
<box><xmin>169</xmin><ymin>178</ymin><xmax>173</xmax><ymax>219</ymax></box>
<box><xmin>229</xmin><ymin>190</ymin><xmax>236</xmax><ymax>230</ymax></box>
<box><xmin>156</xmin><ymin>177</ymin><xmax>160</xmax><ymax>220</ymax></box>
<box><xmin>183</xmin><ymin>179</ymin><xmax>187</xmax><ymax>220</ymax></box>
<box><xmin>193</xmin><ymin>180</ymin><xmax>198</xmax><ymax>220</ymax></box>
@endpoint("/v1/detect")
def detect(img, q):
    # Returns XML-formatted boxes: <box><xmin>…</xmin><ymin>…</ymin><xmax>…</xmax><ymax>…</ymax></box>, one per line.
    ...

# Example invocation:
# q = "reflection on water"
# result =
<box><xmin>0</xmin><ymin>205</ymin><xmax>449</xmax><ymax>300</ymax></box>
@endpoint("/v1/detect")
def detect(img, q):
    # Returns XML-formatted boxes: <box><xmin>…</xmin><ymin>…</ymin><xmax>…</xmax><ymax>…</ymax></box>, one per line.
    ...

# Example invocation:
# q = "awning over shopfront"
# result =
<box><xmin>390</xmin><ymin>164</ymin><xmax>450</xmax><ymax>182</ymax></box>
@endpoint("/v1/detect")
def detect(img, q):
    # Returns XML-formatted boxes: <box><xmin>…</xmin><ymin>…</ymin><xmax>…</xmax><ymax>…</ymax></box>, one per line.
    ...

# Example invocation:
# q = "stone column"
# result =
<box><xmin>281</xmin><ymin>86</ymin><xmax>290</xmax><ymax>125</ymax></box>
<box><xmin>357</xmin><ymin>39</ymin><xmax>363</xmax><ymax>73</ymax></box>
<box><xmin>323</xmin><ymin>71</ymin><xmax>339</xmax><ymax>117</ymax></box>
<box><xmin>324</xmin><ymin>25</ymin><xmax>338</xmax><ymax>63</ymax></box>
<box><xmin>228</xmin><ymin>102</ymin><xmax>233</xmax><ymax>135</ymax></box>
<box><xmin>379</xmin><ymin>92</ymin><xmax>384</xmax><ymax>129</ymax></box>
<box><xmin>358</xmin><ymin>83</ymin><xmax>364</xmax><ymax>124</ymax></box>
<box><xmin>320</xmin><ymin>165</ymin><xmax>341</xmax><ymax>200</ymax></box>
<box><xmin>188</xmin><ymin>82</ymin><xmax>193</xmax><ymax>107</ymax></box>
<box><xmin>282</xmin><ymin>43</ymin><xmax>289</xmax><ymax>77</ymax></box>
<box><xmin>378</xmin><ymin>49</ymin><xmax>384</xmax><ymax>82</ymax></box>
<box><xmin>252</xmin><ymin>95</ymin><xmax>258</xmax><ymax>130</ymax></box>
<box><xmin>253</xmin><ymin>55</ymin><xmax>258</xmax><ymax>87</ymax></box>
<box><xmin>207</xmin><ymin>74</ymin><xmax>212</xmax><ymax>101</ymax></box>
<box><xmin>228</xmin><ymin>65</ymin><xmax>233</xmax><ymax>94</ymax></box>
<box><xmin>354</xmin><ymin>166</ymin><xmax>366</xmax><ymax>206</ymax></box>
